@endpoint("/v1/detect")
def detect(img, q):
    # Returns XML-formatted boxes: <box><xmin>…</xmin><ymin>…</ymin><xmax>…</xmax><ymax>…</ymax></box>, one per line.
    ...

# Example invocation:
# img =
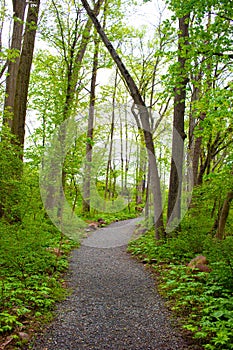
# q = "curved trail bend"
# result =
<box><xmin>33</xmin><ymin>218</ymin><xmax>190</xmax><ymax>350</ymax></box>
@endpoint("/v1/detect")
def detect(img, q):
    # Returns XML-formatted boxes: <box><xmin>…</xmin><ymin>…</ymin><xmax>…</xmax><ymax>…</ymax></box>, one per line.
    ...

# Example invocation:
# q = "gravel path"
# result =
<box><xmin>32</xmin><ymin>218</ymin><xmax>191</xmax><ymax>350</ymax></box>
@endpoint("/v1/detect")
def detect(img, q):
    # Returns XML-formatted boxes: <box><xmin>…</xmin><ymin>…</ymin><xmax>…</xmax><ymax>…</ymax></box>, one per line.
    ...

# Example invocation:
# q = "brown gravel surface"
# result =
<box><xmin>31</xmin><ymin>219</ymin><xmax>192</xmax><ymax>350</ymax></box>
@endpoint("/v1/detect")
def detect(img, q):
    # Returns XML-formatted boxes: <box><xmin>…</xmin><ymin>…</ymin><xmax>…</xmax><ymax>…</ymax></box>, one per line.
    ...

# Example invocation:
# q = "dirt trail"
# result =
<box><xmin>32</xmin><ymin>219</ymin><xmax>190</xmax><ymax>350</ymax></box>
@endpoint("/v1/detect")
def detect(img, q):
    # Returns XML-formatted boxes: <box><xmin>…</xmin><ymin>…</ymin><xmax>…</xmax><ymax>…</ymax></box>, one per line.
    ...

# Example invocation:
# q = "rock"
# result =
<box><xmin>88</xmin><ymin>219</ymin><xmax>107</xmax><ymax>230</ymax></box>
<box><xmin>88</xmin><ymin>222</ymin><xmax>99</xmax><ymax>230</ymax></box>
<box><xmin>18</xmin><ymin>332</ymin><xmax>30</xmax><ymax>340</ymax></box>
<box><xmin>46</xmin><ymin>247</ymin><xmax>63</xmax><ymax>256</ymax></box>
<box><xmin>187</xmin><ymin>255</ymin><xmax>211</xmax><ymax>272</ymax></box>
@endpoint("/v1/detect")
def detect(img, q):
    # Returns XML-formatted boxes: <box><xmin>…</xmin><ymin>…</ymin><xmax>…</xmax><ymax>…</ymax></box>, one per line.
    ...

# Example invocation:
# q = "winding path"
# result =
<box><xmin>32</xmin><ymin>219</ymin><xmax>190</xmax><ymax>349</ymax></box>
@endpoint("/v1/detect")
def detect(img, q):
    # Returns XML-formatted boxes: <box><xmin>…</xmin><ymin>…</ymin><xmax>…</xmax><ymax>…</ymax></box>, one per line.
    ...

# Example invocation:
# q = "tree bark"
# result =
<box><xmin>215</xmin><ymin>191</ymin><xmax>233</xmax><ymax>240</ymax></box>
<box><xmin>3</xmin><ymin>0</ymin><xmax>26</xmax><ymax>128</ymax></box>
<box><xmin>11</xmin><ymin>0</ymin><xmax>40</xmax><ymax>149</ymax></box>
<box><xmin>197</xmin><ymin>131</ymin><xmax>226</xmax><ymax>185</ymax></box>
<box><xmin>81</xmin><ymin>0</ymin><xmax>164</xmax><ymax>238</ymax></box>
<box><xmin>132</xmin><ymin>105</ymin><xmax>145</xmax><ymax>206</ymax></box>
<box><xmin>83</xmin><ymin>36</ymin><xmax>99</xmax><ymax>213</ymax></box>
<box><xmin>188</xmin><ymin>82</ymin><xmax>204</xmax><ymax>187</ymax></box>
<box><xmin>167</xmin><ymin>14</ymin><xmax>190</xmax><ymax>230</ymax></box>
<box><xmin>104</xmin><ymin>69</ymin><xmax>117</xmax><ymax>200</ymax></box>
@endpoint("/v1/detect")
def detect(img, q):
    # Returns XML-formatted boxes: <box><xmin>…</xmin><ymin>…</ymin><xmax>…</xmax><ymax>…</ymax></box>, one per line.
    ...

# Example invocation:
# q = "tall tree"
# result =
<box><xmin>82</xmin><ymin>34</ymin><xmax>100</xmax><ymax>213</ymax></box>
<box><xmin>104</xmin><ymin>69</ymin><xmax>118</xmax><ymax>200</ymax></box>
<box><xmin>81</xmin><ymin>0</ymin><xmax>165</xmax><ymax>238</ymax></box>
<box><xmin>11</xmin><ymin>0</ymin><xmax>40</xmax><ymax>149</ymax></box>
<box><xmin>3</xmin><ymin>0</ymin><xmax>26</xmax><ymax>128</ymax></box>
<box><xmin>167</xmin><ymin>13</ymin><xmax>190</xmax><ymax>230</ymax></box>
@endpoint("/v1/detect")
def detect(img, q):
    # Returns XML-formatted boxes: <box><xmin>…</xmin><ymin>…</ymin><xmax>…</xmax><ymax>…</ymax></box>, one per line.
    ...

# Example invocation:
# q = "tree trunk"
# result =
<box><xmin>0</xmin><ymin>0</ymin><xmax>39</xmax><ymax>221</ymax></box>
<box><xmin>124</xmin><ymin>106</ymin><xmax>129</xmax><ymax>193</ymax></box>
<box><xmin>197</xmin><ymin>131</ymin><xmax>222</xmax><ymax>185</ymax></box>
<box><xmin>11</xmin><ymin>0</ymin><xmax>40</xmax><ymax>149</ymax></box>
<box><xmin>83</xmin><ymin>36</ymin><xmax>99</xmax><ymax>213</ymax></box>
<box><xmin>3</xmin><ymin>0</ymin><xmax>26</xmax><ymax>128</ymax></box>
<box><xmin>104</xmin><ymin>69</ymin><xmax>117</xmax><ymax>200</ymax></box>
<box><xmin>135</xmin><ymin>135</ymin><xmax>145</xmax><ymax>206</ymax></box>
<box><xmin>145</xmin><ymin>165</ymin><xmax>150</xmax><ymax>223</ymax></box>
<box><xmin>215</xmin><ymin>191</ymin><xmax>233</xmax><ymax>240</ymax></box>
<box><xmin>167</xmin><ymin>14</ymin><xmax>190</xmax><ymax>231</ymax></box>
<box><xmin>188</xmin><ymin>83</ymin><xmax>204</xmax><ymax>187</ymax></box>
<box><xmin>192</xmin><ymin>135</ymin><xmax>202</xmax><ymax>185</ymax></box>
<box><xmin>120</xmin><ymin>111</ymin><xmax>124</xmax><ymax>192</ymax></box>
<box><xmin>132</xmin><ymin>104</ymin><xmax>145</xmax><ymax>206</ymax></box>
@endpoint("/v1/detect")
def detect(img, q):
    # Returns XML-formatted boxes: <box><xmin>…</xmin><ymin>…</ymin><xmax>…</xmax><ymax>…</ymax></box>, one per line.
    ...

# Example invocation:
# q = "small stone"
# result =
<box><xmin>18</xmin><ymin>332</ymin><xmax>30</xmax><ymax>340</ymax></box>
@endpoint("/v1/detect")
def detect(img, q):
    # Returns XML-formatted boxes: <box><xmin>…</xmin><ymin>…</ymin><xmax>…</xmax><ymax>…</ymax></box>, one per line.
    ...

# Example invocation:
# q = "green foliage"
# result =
<box><xmin>203</xmin><ymin>236</ymin><xmax>233</xmax><ymax>289</ymax></box>
<box><xmin>0</xmin><ymin>127</ymin><xmax>23</xmax><ymax>221</ymax></box>
<box><xmin>0</xmin><ymin>217</ymin><xmax>77</xmax><ymax>344</ymax></box>
<box><xmin>160</xmin><ymin>263</ymin><xmax>233</xmax><ymax>349</ymax></box>
<box><xmin>0</xmin><ymin>145</ymin><xmax>78</xmax><ymax>343</ymax></box>
<box><xmin>1</xmin><ymin>0</ymin><xmax>232</xmax><ymax>347</ymax></box>
<box><xmin>128</xmin><ymin>211</ymin><xmax>233</xmax><ymax>349</ymax></box>
<box><xmin>0</xmin><ymin>217</ymin><xmax>77</xmax><ymax>335</ymax></box>
<box><xmin>0</xmin><ymin>312</ymin><xmax>23</xmax><ymax>333</ymax></box>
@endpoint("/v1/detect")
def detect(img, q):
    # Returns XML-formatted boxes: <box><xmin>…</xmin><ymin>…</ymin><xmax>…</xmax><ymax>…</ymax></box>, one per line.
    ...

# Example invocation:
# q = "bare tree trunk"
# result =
<box><xmin>105</xmin><ymin>69</ymin><xmax>118</xmax><ymax>200</ymax></box>
<box><xmin>192</xmin><ymin>135</ymin><xmax>202</xmax><ymax>185</ymax></box>
<box><xmin>81</xmin><ymin>0</ymin><xmax>164</xmax><ymax>238</ymax></box>
<box><xmin>167</xmin><ymin>14</ymin><xmax>189</xmax><ymax>230</ymax></box>
<box><xmin>3</xmin><ymin>0</ymin><xmax>26</xmax><ymax>128</ymax></box>
<box><xmin>83</xmin><ymin>35</ymin><xmax>99</xmax><ymax>213</ymax></box>
<box><xmin>215</xmin><ymin>191</ymin><xmax>233</xmax><ymax>240</ymax></box>
<box><xmin>188</xmin><ymin>83</ymin><xmax>203</xmax><ymax>187</ymax></box>
<box><xmin>145</xmin><ymin>165</ymin><xmax>150</xmax><ymax>222</ymax></box>
<box><xmin>124</xmin><ymin>106</ymin><xmax>129</xmax><ymax>193</ymax></box>
<box><xmin>197</xmin><ymin>131</ymin><xmax>224</xmax><ymax>185</ymax></box>
<box><xmin>132</xmin><ymin>105</ymin><xmax>145</xmax><ymax>206</ymax></box>
<box><xmin>135</xmin><ymin>136</ymin><xmax>145</xmax><ymax>206</ymax></box>
<box><xmin>11</xmin><ymin>0</ymin><xmax>40</xmax><ymax>149</ymax></box>
<box><xmin>120</xmin><ymin>111</ymin><xmax>124</xmax><ymax>192</ymax></box>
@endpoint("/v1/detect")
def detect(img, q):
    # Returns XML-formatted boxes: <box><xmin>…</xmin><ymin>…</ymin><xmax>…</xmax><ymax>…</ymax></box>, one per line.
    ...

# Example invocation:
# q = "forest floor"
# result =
<box><xmin>31</xmin><ymin>218</ymin><xmax>197</xmax><ymax>350</ymax></box>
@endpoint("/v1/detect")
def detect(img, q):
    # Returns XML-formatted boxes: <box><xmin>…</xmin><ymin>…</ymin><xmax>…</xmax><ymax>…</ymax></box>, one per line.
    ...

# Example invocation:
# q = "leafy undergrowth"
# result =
<box><xmin>0</xmin><ymin>208</ymin><xmax>139</xmax><ymax>349</ymax></box>
<box><xmin>0</xmin><ymin>219</ymin><xmax>78</xmax><ymax>349</ymax></box>
<box><xmin>128</xmin><ymin>227</ymin><xmax>233</xmax><ymax>350</ymax></box>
